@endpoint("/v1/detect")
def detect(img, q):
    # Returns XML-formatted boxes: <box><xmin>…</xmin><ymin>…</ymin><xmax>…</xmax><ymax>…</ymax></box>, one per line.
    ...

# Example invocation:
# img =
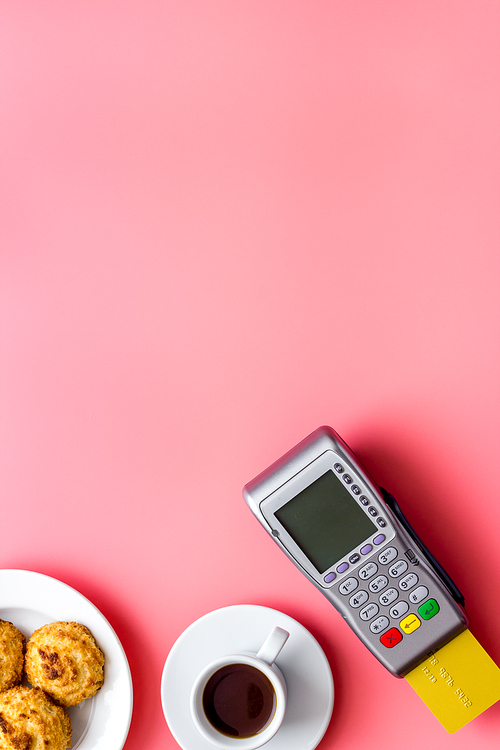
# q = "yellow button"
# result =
<box><xmin>400</xmin><ymin>614</ymin><xmax>421</xmax><ymax>634</ymax></box>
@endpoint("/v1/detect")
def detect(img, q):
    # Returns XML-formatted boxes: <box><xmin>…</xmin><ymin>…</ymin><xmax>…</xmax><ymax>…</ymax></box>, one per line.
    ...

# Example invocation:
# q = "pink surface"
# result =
<box><xmin>1</xmin><ymin>1</ymin><xmax>499</xmax><ymax>748</ymax></box>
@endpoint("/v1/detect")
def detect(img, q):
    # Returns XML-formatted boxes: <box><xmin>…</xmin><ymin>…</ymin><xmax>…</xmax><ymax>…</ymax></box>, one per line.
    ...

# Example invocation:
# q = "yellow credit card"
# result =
<box><xmin>405</xmin><ymin>630</ymin><xmax>500</xmax><ymax>733</ymax></box>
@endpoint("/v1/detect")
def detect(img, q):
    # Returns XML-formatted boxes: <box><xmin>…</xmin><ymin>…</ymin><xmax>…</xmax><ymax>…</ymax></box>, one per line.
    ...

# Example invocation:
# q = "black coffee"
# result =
<box><xmin>202</xmin><ymin>663</ymin><xmax>276</xmax><ymax>738</ymax></box>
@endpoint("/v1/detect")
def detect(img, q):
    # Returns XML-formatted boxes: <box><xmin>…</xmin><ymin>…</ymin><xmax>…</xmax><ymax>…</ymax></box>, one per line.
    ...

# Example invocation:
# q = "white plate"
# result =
<box><xmin>161</xmin><ymin>605</ymin><xmax>334</xmax><ymax>750</ymax></box>
<box><xmin>0</xmin><ymin>569</ymin><xmax>133</xmax><ymax>750</ymax></box>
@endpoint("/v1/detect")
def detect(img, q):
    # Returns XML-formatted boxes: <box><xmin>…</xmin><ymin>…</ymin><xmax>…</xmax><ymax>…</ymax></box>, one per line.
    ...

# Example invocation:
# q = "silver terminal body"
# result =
<box><xmin>243</xmin><ymin>426</ymin><xmax>469</xmax><ymax>677</ymax></box>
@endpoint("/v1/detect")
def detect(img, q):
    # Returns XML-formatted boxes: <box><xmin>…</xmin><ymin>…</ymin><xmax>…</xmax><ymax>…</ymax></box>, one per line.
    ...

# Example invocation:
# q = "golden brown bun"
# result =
<box><xmin>0</xmin><ymin>621</ymin><xmax>26</xmax><ymax>693</ymax></box>
<box><xmin>0</xmin><ymin>685</ymin><xmax>71</xmax><ymax>750</ymax></box>
<box><xmin>25</xmin><ymin>622</ymin><xmax>104</xmax><ymax>707</ymax></box>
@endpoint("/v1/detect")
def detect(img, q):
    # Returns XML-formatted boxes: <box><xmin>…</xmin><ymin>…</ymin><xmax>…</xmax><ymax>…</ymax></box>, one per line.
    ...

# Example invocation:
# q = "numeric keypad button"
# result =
<box><xmin>379</xmin><ymin>588</ymin><xmax>399</xmax><ymax>606</ymax></box>
<box><xmin>349</xmin><ymin>590</ymin><xmax>369</xmax><ymax>608</ymax></box>
<box><xmin>388</xmin><ymin>560</ymin><xmax>408</xmax><ymax>578</ymax></box>
<box><xmin>399</xmin><ymin>573</ymin><xmax>419</xmax><ymax>591</ymax></box>
<box><xmin>409</xmin><ymin>586</ymin><xmax>429</xmax><ymax>604</ymax></box>
<box><xmin>359</xmin><ymin>562</ymin><xmax>378</xmax><ymax>580</ymax></box>
<box><xmin>378</xmin><ymin>547</ymin><xmax>398</xmax><ymax>565</ymax></box>
<box><xmin>339</xmin><ymin>577</ymin><xmax>359</xmax><ymax>595</ymax></box>
<box><xmin>370</xmin><ymin>616</ymin><xmax>390</xmax><ymax>634</ymax></box>
<box><xmin>369</xmin><ymin>575</ymin><xmax>388</xmax><ymax>593</ymax></box>
<box><xmin>360</xmin><ymin>603</ymin><xmax>379</xmax><ymax>621</ymax></box>
<box><xmin>389</xmin><ymin>601</ymin><xmax>409</xmax><ymax>619</ymax></box>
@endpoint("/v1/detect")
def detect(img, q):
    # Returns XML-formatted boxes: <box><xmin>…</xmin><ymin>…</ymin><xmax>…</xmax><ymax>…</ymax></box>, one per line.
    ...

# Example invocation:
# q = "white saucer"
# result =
<box><xmin>0</xmin><ymin>569</ymin><xmax>133</xmax><ymax>750</ymax></box>
<box><xmin>161</xmin><ymin>605</ymin><xmax>334</xmax><ymax>750</ymax></box>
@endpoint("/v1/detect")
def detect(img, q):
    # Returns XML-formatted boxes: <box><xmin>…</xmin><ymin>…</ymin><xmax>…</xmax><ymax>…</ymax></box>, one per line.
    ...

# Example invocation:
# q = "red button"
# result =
<box><xmin>380</xmin><ymin>627</ymin><xmax>403</xmax><ymax>648</ymax></box>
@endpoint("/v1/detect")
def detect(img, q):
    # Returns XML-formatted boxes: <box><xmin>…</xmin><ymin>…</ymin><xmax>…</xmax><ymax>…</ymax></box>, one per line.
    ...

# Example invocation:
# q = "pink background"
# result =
<box><xmin>1</xmin><ymin>1</ymin><xmax>499</xmax><ymax>748</ymax></box>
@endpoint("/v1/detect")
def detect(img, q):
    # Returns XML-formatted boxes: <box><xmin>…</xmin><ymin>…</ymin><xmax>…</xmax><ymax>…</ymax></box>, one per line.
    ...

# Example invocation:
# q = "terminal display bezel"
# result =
<box><xmin>260</xmin><ymin>450</ymin><xmax>395</xmax><ymax>587</ymax></box>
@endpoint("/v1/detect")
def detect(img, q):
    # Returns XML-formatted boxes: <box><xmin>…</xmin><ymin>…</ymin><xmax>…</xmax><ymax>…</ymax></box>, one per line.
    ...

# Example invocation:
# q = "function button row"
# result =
<box><xmin>378</xmin><ymin>547</ymin><xmax>398</xmax><ymax>565</ymax></box>
<box><xmin>367</xmin><ymin>598</ymin><xmax>439</xmax><ymax>641</ymax></box>
<box><xmin>326</xmin><ymin>534</ymin><xmax>386</xmax><ymax>583</ymax></box>
<box><xmin>357</xmin><ymin>496</ymin><xmax>386</xmax><ymax>528</ymax></box>
<box><xmin>332</xmin><ymin>463</ymin><xmax>364</xmax><ymax>499</ymax></box>
<box><xmin>331</xmin><ymin>465</ymin><xmax>387</xmax><ymax>528</ymax></box>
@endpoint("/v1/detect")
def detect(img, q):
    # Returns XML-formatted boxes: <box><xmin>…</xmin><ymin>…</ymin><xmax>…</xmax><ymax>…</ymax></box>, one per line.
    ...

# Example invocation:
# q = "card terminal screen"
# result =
<box><xmin>274</xmin><ymin>470</ymin><xmax>377</xmax><ymax>573</ymax></box>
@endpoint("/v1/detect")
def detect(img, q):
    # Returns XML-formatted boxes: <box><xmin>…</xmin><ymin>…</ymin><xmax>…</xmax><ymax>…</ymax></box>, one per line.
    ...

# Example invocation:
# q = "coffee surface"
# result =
<box><xmin>202</xmin><ymin>663</ymin><xmax>276</xmax><ymax>738</ymax></box>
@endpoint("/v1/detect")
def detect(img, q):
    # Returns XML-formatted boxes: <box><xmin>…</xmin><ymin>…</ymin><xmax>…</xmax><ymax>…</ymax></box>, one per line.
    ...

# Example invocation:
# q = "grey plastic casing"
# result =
<box><xmin>243</xmin><ymin>426</ymin><xmax>469</xmax><ymax>677</ymax></box>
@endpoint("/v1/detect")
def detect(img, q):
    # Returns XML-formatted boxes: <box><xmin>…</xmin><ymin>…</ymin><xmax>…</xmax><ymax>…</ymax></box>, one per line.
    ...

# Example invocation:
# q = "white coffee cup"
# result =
<box><xmin>190</xmin><ymin>626</ymin><xmax>289</xmax><ymax>749</ymax></box>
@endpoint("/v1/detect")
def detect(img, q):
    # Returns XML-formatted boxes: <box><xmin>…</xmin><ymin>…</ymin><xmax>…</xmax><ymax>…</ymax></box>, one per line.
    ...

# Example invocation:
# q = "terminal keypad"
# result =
<box><xmin>339</xmin><ymin>545</ymin><xmax>440</xmax><ymax>648</ymax></box>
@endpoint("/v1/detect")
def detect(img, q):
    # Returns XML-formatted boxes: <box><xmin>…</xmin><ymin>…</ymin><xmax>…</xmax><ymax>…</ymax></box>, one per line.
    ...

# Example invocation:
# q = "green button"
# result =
<box><xmin>418</xmin><ymin>598</ymin><xmax>440</xmax><ymax>620</ymax></box>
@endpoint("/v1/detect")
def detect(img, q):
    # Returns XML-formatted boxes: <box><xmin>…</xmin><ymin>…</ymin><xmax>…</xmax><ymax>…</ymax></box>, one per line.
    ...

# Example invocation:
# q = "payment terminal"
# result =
<box><xmin>243</xmin><ymin>426</ymin><xmax>469</xmax><ymax>677</ymax></box>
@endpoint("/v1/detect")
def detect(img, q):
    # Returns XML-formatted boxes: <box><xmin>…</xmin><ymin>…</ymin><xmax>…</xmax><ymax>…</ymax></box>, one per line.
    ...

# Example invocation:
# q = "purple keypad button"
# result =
<box><xmin>361</xmin><ymin>544</ymin><xmax>373</xmax><ymax>555</ymax></box>
<box><xmin>336</xmin><ymin>562</ymin><xmax>349</xmax><ymax>573</ymax></box>
<box><xmin>324</xmin><ymin>572</ymin><xmax>336</xmax><ymax>583</ymax></box>
<box><xmin>373</xmin><ymin>534</ymin><xmax>386</xmax><ymax>545</ymax></box>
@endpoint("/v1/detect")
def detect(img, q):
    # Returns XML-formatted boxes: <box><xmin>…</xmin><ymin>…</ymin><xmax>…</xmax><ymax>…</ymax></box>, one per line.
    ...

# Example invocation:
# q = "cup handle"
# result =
<box><xmin>256</xmin><ymin>627</ymin><xmax>289</xmax><ymax>665</ymax></box>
